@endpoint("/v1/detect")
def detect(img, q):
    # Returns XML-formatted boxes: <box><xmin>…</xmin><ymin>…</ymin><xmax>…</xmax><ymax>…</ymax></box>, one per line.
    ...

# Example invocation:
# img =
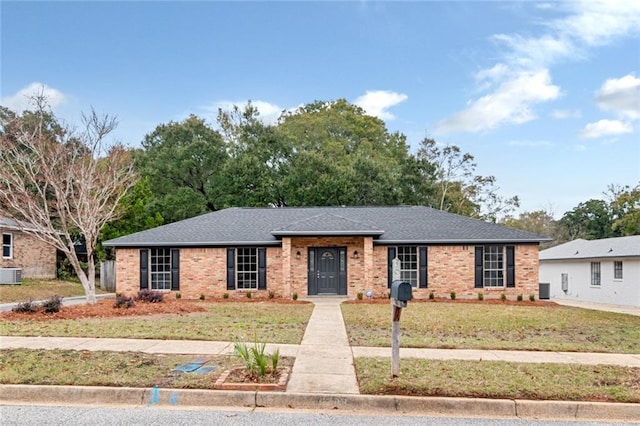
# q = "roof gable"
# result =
<box><xmin>271</xmin><ymin>213</ymin><xmax>384</xmax><ymax>237</ymax></box>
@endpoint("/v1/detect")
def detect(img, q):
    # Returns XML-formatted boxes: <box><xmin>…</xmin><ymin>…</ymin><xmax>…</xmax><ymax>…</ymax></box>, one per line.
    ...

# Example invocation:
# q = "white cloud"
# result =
<box><xmin>595</xmin><ymin>73</ymin><xmax>640</xmax><ymax>120</ymax></box>
<box><xmin>436</xmin><ymin>1</ymin><xmax>640</xmax><ymax>134</ymax></box>
<box><xmin>353</xmin><ymin>90</ymin><xmax>408</xmax><ymax>120</ymax></box>
<box><xmin>0</xmin><ymin>82</ymin><xmax>67</xmax><ymax>112</ymax></box>
<box><xmin>203</xmin><ymin>100</ymin><xmax>284</xmax><ymax>125</ymax></box>
<box><xmin>552</xmin><ymin>109</ymin><xmax>582</xmax><ymax>119</ymax></box>
<box><xmin>557</xmin><ymin>1</ymin><xmax>640</xmax><ymax>47</ymax></box>
<box><xmin>435</xmin><ymin>70</ymin><xmax>561</xmax><ymax>133</ymax></box>
<box><xmin>579</xmin><ymin>119</ymin><xmax>633</xmax><ymax>138</ymax></box>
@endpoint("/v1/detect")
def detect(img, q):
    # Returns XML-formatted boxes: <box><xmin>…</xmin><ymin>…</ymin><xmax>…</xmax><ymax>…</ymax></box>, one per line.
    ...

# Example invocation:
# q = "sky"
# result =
<box><xmin>2</xmin><ymin>1</ymin><xmax>639</xmax><ymax>218</ymax></box>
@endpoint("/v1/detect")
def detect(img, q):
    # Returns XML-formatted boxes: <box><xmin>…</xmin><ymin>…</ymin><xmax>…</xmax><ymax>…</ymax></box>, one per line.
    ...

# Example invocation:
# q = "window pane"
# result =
<box><xmin>591</xmin><ymin>262</ymin><xmax>601</xmax><ymax>286</ymax></box>
<box><xmin>150</xmin><ymin>248</ymin><xmax>172</xmax><ymax>290</ymax></box>
<box><xmin>396</xmin><ymin>246</ymin><xmax>418</xmax><ymax>287</ymax></box>
<box><xmin>237</xmin><ymin>248</ymin><xmax>258</xmax><ymax>290</ymax></box>
<box><xmin>483</xmin><ymin>246</ymin><xmax>504</xmax><ymax>287</ymax></box>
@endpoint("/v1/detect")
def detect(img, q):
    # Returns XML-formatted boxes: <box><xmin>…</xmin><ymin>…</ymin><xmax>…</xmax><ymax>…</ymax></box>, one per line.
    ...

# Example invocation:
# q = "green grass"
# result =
<box><xmin>2</xmin><ymin>302</ymin><xmax>314</xmax><ymax>344</ymax></box>
<box><xmin>342</xmin><ymin>302</ymin><xmax>640</xmax><ymax>353</ymax></box>
<box><xmin>356</xmin><ymin>357</ymin><xmax>640</xmax><ymax>403</ymax></box>
<box><xmin>0</xmin><ymin>279</ymin><xmax>108</xmax><ymax>303</ymax></box>
<box><xmin>0</xmin><ymin>348</ymin><xmax>292</xmax><ymax>389</ymax></box>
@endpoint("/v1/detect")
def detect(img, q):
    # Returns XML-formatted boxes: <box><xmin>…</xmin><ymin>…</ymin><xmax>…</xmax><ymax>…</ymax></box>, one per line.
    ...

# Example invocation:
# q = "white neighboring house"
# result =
<box><xmin>539</xmin><ymin>236</ymin><xmax>640</xmax><ymax>308</ymax></box>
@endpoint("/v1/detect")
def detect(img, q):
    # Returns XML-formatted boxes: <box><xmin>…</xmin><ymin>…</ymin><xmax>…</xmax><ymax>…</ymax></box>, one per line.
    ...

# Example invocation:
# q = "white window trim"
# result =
<box><xmin>2</xmin><ymin>233</ymin><xmax>13</xmax><ymax>259</ymax></box>
<box><xmin>236</xmin><ymin>247</ymin><xmax>258</xmax><ymax>290</ymax></box>
<box><xmin>149</xmin><ymin>248</ymin><xmax>172</xmax><ymax>291</ymax></box>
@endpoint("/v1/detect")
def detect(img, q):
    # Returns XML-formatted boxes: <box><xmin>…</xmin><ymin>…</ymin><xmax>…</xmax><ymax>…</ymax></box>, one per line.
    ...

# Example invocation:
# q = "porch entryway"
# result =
<box><xmin>307</xmin><ymin>247</ymin><xmax>347</xmax><ymax>295</ymax></box>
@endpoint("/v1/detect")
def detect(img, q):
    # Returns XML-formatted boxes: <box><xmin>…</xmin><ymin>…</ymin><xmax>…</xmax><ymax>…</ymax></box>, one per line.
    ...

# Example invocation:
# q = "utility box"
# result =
<box><xmin>539</xmin><ymin>282</ymin><xmax>550</xmax><ymax>300</ymax></box>
<box><xmin>0</xmin><ymin>268</ymin><xmax>22</xmax><ymax>285</ymax></box>
<box><xmin>391</xmin><ymin>280</ymin><xmax>413</xmax><ymax>302</ymax></box>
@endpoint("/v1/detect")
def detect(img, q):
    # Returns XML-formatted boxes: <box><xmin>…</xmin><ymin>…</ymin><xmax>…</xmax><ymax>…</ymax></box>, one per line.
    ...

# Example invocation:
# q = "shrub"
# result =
<box><xmin>246</xmin><ymin>291</ymin><xmax>252</xmax><ymax>299</ymax></box>
<box><xmin>529</xmin><ymin>294</ymin><xmax>536</xmax><ymax>302</ymax></box>
<box><xmin>268</xmin><ymin>290</ymin><xmax>275</xmax><ymax>299</ymax></box>
<box><xmin>477</xmin><ymin>292</ymin><xmax>484</xmax><ymax>301</ymax></box>
<box><xmin>42</xmin><ymin>295</ymin><xmax>63</xmax><ymax>313</ymax></box>
<box><xmin>12</xmin><ymin>299</ymin><xmax>39</xmax><ymax>314</ymax></box>
<box><xmin>292</xmin><ymin>293</ymin><xmax>298</xmax><ymax>301</ymax></box>
<box><xmin>450</xmin><ymin>291</ymin><xmax>456</xmax><ymax>300</ymax></box>
<box><xmin>500</xmin><ymin>293</ymin><xmax>507</xmax><ymax>302</ymax></box>
<box><xmin>428</xmin><ymin>291</ymin><xmax>435</xmax><ymax>300</ymax></box>
<box><xmin>199</xmin><ymin>294</ymin><xmax>205</xmax><ymax>300</ymax></box>
<box><xmin>136</xmin><ymin>289</ymin><xmax>164</xmax><ymax>303</ymax></box>
<box><xmin>113</xmin><ymin>293</ymin><xmax>135</xmax><ymax>309</ymax></box>
<box><xmin>222</xmin><ymin>293</ymin><xmax>229</xmax><ymax>299</ymax></box>
<box><xmin>357</xmin><ymin>292</ymin><xmax>363</xmax><ymax>300</ymax></box>
<box><xmin>517</xmin><ymin>294</ymin><xmax>523</xmax><ymax>302</ymax></box>
<box><xmin>234</xmin><ymin>341</ymin><xmax>280</xmax><ymax>379</ymax></box>
<box><xmin>175</xmin><ymin>292</ymin><xmax>181</xmax><ymax>299</ymax></box>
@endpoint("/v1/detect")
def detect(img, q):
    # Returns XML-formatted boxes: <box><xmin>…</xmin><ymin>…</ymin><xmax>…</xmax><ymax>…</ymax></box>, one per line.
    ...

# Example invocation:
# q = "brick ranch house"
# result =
<box><xmin>0</xmin><ymin>217</ymin><xmax>56</xmax><ymax>279</ymax></box>
<box><xmin>103</xmin><ymin>206</ymin><xmax>550</xmax><ymax>300</ymax></box>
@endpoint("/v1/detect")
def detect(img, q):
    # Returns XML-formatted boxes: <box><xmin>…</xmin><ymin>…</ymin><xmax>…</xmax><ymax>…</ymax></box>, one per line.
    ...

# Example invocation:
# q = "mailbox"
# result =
<box><xmin>391</xmin><ymin>280</ymin><xmax>413</xmax><ymax>302</ymax></box>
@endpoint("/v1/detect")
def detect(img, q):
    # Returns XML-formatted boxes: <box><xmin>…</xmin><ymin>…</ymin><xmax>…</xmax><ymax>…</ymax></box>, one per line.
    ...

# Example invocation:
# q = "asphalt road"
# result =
<box><xmin>0</xmin><ymin>405</ymin><xmax>630</xmax><ymax>426</ymax></box>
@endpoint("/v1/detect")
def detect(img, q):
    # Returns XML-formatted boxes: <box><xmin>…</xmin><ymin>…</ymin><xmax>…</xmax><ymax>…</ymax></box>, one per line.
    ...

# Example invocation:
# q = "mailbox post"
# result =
<box><xmin>390</xmin><ymin>280</ymin><xmax>412</xmax><ymax>378</ymax></box>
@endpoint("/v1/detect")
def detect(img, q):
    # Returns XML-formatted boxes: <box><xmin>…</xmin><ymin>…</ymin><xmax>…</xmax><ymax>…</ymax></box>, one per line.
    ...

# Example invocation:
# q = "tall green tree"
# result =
<box><xmin>501</xmin><ymin>209</ymin><xmax>558</xmax><ymax>248</ymax></box>
<box><xmin>137</xmin><ymin>115</ymin><xmax>227</xmax><ymax>223</ymax></box>
<box><xmin>217</xmin><ymin>103</ymin><xmax>290</xmax><ymax>207</ymax></box>
<box><xmin>276</xmin><ymin>99</ymin><xmax>415</xmax><ymax>206</ymax></box>
<box><xmin>559</xmin><ymin>199</ymin><xmax>615</xmax><ymax>240</ymax></box>
<box><xmin>607</xmin><ymin>183</ymin><xmax>640</xmax><ymax>236</ymax></box>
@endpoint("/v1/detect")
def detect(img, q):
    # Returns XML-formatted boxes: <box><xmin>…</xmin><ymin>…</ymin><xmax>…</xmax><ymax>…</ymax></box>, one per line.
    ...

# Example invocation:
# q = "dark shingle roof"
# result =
<box><xmin>103</xmin><ymin>206</ymin><xmax>550</xmax><ymax>247</ymax></box>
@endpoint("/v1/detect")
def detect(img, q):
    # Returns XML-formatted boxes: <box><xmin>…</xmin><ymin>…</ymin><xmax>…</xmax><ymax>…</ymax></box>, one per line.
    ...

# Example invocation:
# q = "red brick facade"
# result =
<box><xmin>115</xmin><ymin>240</ymin><xmax>540</xmax><ymax>300</ymax></box>
<box><xmin>1</xmin><ymin>229</ymin><xmax>56</xmax><ymax>279</ymax></box>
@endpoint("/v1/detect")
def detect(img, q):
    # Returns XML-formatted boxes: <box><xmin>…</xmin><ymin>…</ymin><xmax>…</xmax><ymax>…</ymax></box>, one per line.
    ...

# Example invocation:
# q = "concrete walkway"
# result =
<box><xmin>286</xmin><ymin>296</ymin><xmax>359</xmax><ymax>394</ymax></box>
<box><xmin>552</xmin><ymin>298</ymin><xmax>640</xmax><ymax>317</ymax></box>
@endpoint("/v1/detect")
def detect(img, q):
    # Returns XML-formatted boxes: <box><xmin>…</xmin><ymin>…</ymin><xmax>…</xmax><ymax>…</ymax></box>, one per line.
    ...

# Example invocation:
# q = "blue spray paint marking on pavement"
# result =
<box><xmin>151</xmin><ymin>386</ymin><xmax>159</xmax><ymax>405</ymax></box>
<box><xmin>169</xmin><ymin>392</ymin><xmax>178</xmax><ymax>405</ymax></box>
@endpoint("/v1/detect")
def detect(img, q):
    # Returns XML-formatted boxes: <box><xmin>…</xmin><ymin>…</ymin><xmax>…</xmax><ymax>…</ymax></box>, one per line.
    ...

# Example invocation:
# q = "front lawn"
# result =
<box><xmin>0</xmin><ymin>279</ymin><xmax>108</xmax><ymax>304</ymax></box>
<box><xmin>0</xmin><ymin>348</ymin><xmax>292</xmax><ymax>389</ymax></box>
<box><xmin>342</xmin><ymin>302</ymin><xmax>640</xmax><ymax>353</ymax></box>
<box><xmin>355</xmin><ymin>357</ymin><xmax>640</xmax><ymax>403</ymax></box>
<box><xmin>1</xmin><ymin>301</ymin><xmax>314</xmax><ymax>345</ymax></box>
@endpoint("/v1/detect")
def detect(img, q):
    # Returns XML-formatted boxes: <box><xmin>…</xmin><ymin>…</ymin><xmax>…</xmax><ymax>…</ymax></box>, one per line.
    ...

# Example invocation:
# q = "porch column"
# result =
<box><xmin>363</xmin><ymin>236</ymin><xmax>374</xmax><ymax>293</ymax></box>
<box><xmin>282</xmin><ymin>237</ymin><xmax>292</xmax><ymax>296</ymax></box>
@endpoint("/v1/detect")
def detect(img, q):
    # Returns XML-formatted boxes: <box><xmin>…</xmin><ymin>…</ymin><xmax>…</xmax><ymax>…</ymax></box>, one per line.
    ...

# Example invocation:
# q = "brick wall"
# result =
<box><xmin>0</xmin><ymin>229</ymin><xmax>56</xmax><ymax>279</ymax></box>
<box><xmin>115</xmin><ymin>243</ymin><xmax>540</xmax><ymax>300</ymax></box>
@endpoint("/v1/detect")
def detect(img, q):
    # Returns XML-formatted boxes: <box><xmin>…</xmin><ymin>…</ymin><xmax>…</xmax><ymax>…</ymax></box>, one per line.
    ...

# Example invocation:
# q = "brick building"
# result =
<box><xmin>103</xmin><ymin>206</ymin><xmax>549</xmax><ymax>300</ymax></box>
<box><xmin>1</xmin><ymin>217</ymin><xmax>57</xmax><ymax>279</ymax></box>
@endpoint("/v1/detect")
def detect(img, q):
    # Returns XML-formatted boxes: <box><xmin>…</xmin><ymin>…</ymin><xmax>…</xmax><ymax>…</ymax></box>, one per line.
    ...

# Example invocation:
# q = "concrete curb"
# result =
<box><xmin>1</xmin><ymin>384</ymin><xmax>639</xmax><ymax>421</ymax></box>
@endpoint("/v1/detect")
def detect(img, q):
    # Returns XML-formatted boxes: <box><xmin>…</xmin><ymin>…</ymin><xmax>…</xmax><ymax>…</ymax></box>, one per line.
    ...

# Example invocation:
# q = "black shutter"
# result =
<box><xmin>419</xmin><ymin>246</ymin><xmax>428</xmax><ymax>288</ymax></box>
<box><xmin>474</xmin><ymin>246</ymin><xmax>483</xmax><ymax>288</ymax></box>
<box><xmin>227</xmin><ymin>248</ymin><xmax>235</xmax><ymax>290</ymax></box>
<box><xmin>258</xmin><ymin>248</ymin><xmax>267</xmax><ymax>290</ymax></box>
<box><xmin>170</xmin><ymin>249</ymin><xmax>180</xmax><ymax>291</ymax></box>
<box><xmin>506</xmin><ymin>246</ymin><xmax>515</xmax><ymax>288</ymax></box>
<box><xmin>387</xmin><ymin>247</ymin><xmax>396</xmax><ymax>288</ymax></box>
<box><xmin>140</xmin><ymin>249</ymin><xmax>148</xmax><ymax>290</ymax></box>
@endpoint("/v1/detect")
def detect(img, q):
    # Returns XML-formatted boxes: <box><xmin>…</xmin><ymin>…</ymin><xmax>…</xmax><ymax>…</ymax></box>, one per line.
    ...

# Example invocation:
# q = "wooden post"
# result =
<box><xmin>391</xmin><ymin>299</ymin><xmax>403</xmax><ymax>378</ymax></box>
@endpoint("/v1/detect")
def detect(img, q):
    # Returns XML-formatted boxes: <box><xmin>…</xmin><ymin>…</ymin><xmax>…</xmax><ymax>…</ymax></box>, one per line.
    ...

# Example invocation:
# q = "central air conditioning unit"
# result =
<box><xmin>0</xmin><ymin>267</ymin><xmax>22</xmax><ymax>285</ymax></box>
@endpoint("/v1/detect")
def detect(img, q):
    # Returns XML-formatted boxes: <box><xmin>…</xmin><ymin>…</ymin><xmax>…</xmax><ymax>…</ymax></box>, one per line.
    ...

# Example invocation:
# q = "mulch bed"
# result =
<box><xmin>1</xmin><ymin>297</ymin><xmax>310</xmax><ymax>321</ymax></box>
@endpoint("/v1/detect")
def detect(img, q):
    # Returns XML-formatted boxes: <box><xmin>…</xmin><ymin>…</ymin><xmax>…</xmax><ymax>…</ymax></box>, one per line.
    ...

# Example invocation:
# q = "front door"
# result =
<box><xmin>317</xmin><ymin>248</ymin><xmax>339</xmax><ymax>294</ymax></box>
<box><xmin>307</xmin><ymin>247</ymin><xmax>347</xmax><ymax>295</ymax></box>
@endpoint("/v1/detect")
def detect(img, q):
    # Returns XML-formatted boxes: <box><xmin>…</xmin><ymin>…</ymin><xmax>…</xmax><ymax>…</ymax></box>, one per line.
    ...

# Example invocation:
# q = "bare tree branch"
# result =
<box><xmin>0</xmin><ymin>100</ymin><xmax>137</xmax><ymax>304</ymax></box>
